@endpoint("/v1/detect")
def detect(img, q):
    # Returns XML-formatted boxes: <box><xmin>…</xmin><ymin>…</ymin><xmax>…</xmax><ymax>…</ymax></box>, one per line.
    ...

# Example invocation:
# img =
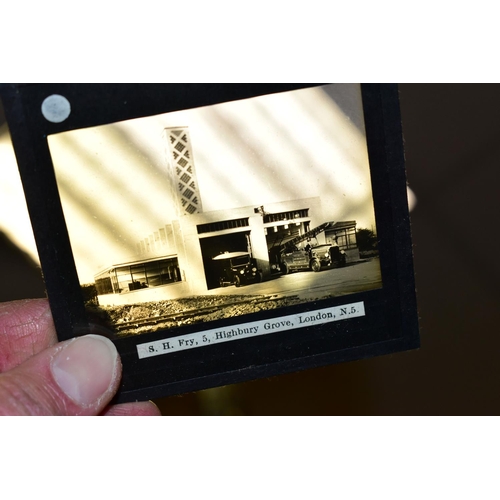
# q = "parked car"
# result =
<box><xmin>213</xmin><ymin>251</ymin><xmax>263</xmax><ymax>287</ymax></box>
<box><xmin>280</xmin><ymin>244</ymin><xmax>346</xmax><ymax>274</ymax></box>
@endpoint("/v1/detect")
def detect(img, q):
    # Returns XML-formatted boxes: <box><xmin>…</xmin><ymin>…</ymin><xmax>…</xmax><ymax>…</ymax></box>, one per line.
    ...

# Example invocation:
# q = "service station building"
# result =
<box><xmin>95</xmin><ymin>197</ymin><xmax>359</xmax><ymax>306</ymax></box>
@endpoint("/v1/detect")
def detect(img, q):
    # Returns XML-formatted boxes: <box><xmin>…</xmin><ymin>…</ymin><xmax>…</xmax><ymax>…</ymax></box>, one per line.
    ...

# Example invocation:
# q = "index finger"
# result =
<box><xmin>0</xmin><ymin>299</ymin><xmax>58</xmax><ymax>373</ymax></box>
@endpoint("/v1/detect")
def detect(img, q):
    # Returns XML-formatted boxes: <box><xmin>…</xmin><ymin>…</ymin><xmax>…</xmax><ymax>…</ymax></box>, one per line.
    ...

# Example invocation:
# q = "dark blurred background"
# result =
<box><xmin>1</xmin><ymin>84</ymin><xmax>498</xmax><ymax>415</ymax></box>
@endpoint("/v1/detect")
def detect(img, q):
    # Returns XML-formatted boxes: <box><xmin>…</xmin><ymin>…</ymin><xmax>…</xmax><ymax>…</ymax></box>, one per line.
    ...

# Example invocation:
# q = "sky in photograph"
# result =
<box><xmin>48</xmin><ymin>84</ymin><xmax>376</xmax><ymax>283</ymax></box>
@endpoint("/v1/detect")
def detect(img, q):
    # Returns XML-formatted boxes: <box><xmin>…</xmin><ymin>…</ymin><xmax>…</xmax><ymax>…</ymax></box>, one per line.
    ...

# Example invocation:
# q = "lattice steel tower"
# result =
<box><xmin>164</xmin><ymin>127</ymin><xmax>203</xmax><ymax>216</ymax></box>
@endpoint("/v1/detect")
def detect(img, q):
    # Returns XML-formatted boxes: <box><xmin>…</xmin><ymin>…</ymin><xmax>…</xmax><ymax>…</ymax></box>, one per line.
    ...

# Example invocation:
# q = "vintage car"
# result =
<box><xmin>280</xmin><ymin>244</ymin><xmax>346</xmax><ymax>274</ymax></box>
<box><xmin>213</xmin><ymin>251</ymin><xmax>263</xmax><ymax>287</ymax></box>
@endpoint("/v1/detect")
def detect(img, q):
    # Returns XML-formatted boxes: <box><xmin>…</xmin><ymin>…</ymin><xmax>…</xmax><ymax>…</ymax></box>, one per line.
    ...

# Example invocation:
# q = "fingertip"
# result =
<box><xmin>0</xmin><ymin>333</ymin><xmax>123</xmax><ymax>415</ymax></box>
<box><xmin>102</xmin><ymin>401</ymin><xmax>162</xmax><ymax>416</ymax></box>
<box><xmin>50</xmin><ymin>335</ymin><xmax>121</xmax><ymax>408</ymax></box>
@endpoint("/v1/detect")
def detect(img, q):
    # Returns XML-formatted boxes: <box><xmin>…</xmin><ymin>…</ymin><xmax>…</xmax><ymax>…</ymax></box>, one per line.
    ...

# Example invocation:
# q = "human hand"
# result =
<box><xmin>0</xmin><ymin>299</ymin><xmax>160</xmax><ymax>415</ymax></box>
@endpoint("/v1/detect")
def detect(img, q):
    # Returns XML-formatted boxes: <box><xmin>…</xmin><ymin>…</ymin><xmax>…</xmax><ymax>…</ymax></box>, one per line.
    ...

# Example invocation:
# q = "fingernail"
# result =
<box><xmin>51</xmin><ymin>335</ymin><xmax>119</xmax><ymax>406</ymax></box>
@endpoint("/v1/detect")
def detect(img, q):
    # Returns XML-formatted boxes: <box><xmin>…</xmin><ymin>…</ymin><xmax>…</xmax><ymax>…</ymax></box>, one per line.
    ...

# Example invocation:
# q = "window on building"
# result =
<box><xmin>197</xmin><ymin>218</ymin><xmax>249</xmax><ymax>234</ymax></box>
<box><xmin>94</xmin><ymin>256</ymin><xmax>182</xmax><ymax>294</ymax></box>
<box><xmin>263</xmin><ymin>209</ymin><xmax>309</xmax><ymax>224</ymax></box>
<box><xmin>95</xmin><ymin>277</ymin><xmax>113</xmax><ymax>295</ymax></box>
<box><xmin>331</xmin><ymin>228</ymin><xmax>357</xmax><ymax>250</ymax></box>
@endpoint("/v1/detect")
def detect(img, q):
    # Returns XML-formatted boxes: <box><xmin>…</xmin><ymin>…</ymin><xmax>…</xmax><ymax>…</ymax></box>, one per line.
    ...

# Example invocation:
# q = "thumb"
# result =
<box><xmin>0</xmin><ymin>335</ymin><xmax>121</xmax><ymax>415</ymax></box>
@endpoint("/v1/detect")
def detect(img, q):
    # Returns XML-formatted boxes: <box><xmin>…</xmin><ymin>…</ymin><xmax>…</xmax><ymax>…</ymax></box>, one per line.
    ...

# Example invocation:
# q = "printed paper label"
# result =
<box><xmin>136</xmin><ymin>301</ymin><xmax>365</xmax><ymax>359</ymax></box>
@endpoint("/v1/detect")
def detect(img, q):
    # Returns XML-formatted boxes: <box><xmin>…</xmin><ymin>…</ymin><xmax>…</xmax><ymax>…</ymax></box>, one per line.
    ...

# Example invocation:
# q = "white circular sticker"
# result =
<box><xmin>41</xmin><ymin>94</ymin><xmax>71</xmax><ymax>123</ymax></box>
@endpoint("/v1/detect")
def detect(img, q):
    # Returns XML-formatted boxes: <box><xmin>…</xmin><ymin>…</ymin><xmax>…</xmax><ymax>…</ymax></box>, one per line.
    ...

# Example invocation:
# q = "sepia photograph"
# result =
<box><xmin>46</xmin><ymin>84</ymin><xmax>382</xmax><ymax>339</ymax></box>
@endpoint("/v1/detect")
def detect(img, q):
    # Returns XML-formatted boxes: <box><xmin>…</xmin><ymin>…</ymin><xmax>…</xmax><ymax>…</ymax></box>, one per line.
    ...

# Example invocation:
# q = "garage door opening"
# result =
<box><xmin>199</xmin><ymin>232</ymin><xmax>251</xmax><ymax>289</ymax></box>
